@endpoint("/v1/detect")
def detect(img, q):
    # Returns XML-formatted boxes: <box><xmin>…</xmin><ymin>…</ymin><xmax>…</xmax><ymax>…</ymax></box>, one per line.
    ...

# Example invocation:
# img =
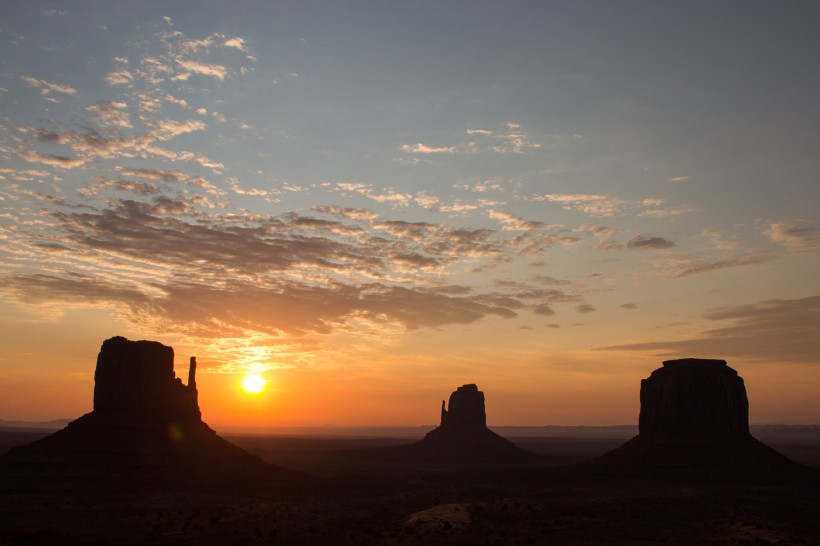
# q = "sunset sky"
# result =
<box><xmin>1</xmin><ymin>1</ymin><xmax>818</xmax><ymax>428</ymax></box>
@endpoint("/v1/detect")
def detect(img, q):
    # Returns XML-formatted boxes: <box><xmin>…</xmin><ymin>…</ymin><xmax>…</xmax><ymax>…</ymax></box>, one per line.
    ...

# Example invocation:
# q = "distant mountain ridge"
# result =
<box><xmin>0</xmin><ymin>419</ymin><xmax>74</xmax><ymax>431</ymax></box>
<box><xmin>4</xmin><ymin>420</ymin><xmax>820</xmax><ymax>444</ymax></box>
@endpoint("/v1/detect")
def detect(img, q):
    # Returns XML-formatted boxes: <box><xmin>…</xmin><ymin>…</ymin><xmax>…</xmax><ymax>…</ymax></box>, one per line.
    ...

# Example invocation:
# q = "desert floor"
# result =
<box><xmin>1</xmin><ymin>431</ymin><xmax>819</xmax><ymax>545</ymax></box>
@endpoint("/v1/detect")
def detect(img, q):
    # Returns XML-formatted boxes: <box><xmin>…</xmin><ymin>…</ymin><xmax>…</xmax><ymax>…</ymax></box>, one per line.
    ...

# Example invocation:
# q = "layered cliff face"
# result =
<box><xmin>596</xmin><ymin>358</ymin><xmax>804</xmax><ymax>482</ymax></box>
<box><xmin>93</xmin><ymin>336</ymin><xmax>200</xmax><ymax>421</ymax></box>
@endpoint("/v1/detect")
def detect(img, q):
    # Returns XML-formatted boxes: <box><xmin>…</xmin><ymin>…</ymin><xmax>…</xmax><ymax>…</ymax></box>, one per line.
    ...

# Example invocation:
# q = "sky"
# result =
<box><xmin>1</xmin><ymin>1</ymin><xmax>819</xmax><ymax>427</ymax></box>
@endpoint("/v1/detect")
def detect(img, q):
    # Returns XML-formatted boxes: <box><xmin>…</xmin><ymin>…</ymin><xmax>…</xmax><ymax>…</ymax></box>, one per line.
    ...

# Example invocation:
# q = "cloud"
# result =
<box><xmin>176</xmin><ymin>58</ymin><xmax>228</xmax><ymax>80</ymax></box>
<box><xmin>332</xmin><ymin>182</ymin><xmax>422</xmax><ymax>207</ymax></box>
<box><xmin>0</xmin><ymin>168</ymin><xmax>50</xmax><ymax>181</ymax></box>
<box><xmin>626</xmin><ymin>234</ymin><xmax>676</xmax><ymax>250</ymax></box>
<box><xmin>621</xmin><ymin>303</ymin><xmax>638</xmax><ymax>310</ymax></box>
<box><xmin>400</xmin><ymin>143</ymin><xmax>455</xmax><ymax>154</ymax></box>
<box><xmin>21</xmin><ymin>76</ymin><xmax>77</xmax><ymax>96</ymax></box>
<box><xmin>223</xmin><ymin>37</ymin><xmax>248</xmax><ymax>51</ymax></box>
<box><xmin>491</xmin><ymin>281</ymin><xmax>585</xmax><ymax>318</ymax></box>
<box><xmin>153</xmin><ymin>119</ymin><xmax>207</xmax><ymax>140</ymax></box>
<box><xmin>602</xmin><ymin>296</ymin><xmax>820</xmax><ymax>365</ymax></box>
<box><xmin>641</xmin><ymin>198</ymin><xmax>664</xmax><ymax>207</ymax></box>
<box><xmin>86</xmin><ymin>101</ymin><xmax>132</xmax><ymax>128</ymax></box>
<box><xmin>653</xmin><ymin>251</ymin><xmax>770</xmax><ymax>278</ymax></box>
<box><xmin>15</xmin><ymin>105</ymin><xmax>214</xmax><ymax>169</ymax></box>
<box><xmin>227</xmin><ymin>177</ymin><xmax>271</xmax><ymax>197</ymax></box>
<box><xmin>464</xmin><ymin>122</ymin><xmax>543</xmax><ymax>154</ymax></box>
<box><xmin>701</xmin><ymin>229</ymin><xmax>737</xmax><ymax>251</ymax></box>
<box><xmin>491</xmin><ymin>122</ymin><xmax>542</xmax><ymax>153</ymax></box>
<box><xmin>487</xmin><ymin>210</ymin><xmax>547</xmax><ymax>231</ymax></box>
<box><xmin>401</xmin><ymin>122</ymin><xmax>543</xmax><ymax>157</ymax></box>
<box><xmin>27</xmin><ymin>127</ymin><xmax>65</xmax><ymax>144</ymax></box>
<box><xmin>765</xmin><ymin>219</ymin><xmax>820</xmax><ymax>251</ymax></box>
<box><xmin>115</xmin><ymin>167</ymin><xmax>182</xmax><ymax>182</ymax></box>
<box><xmin>313</xmin><ymin>206</ymin><xmax>378</xmax><ymax>221</ymax></box>
<box><xmin>578</xmin><ymin>224</ymin><xmax>621</xmax><ymax>250</ymax></box>
<box><xmin>95</xmin><ymin>177</ymin><xmax>159</xmax><ymax>196</ymax></box>
<box><xmin>533</xmin><ymin>194</ymin><xmax>626</xmax><ymax>217</ymax></box>
<box><xmin>576</xmin><ymin>304</ymin><xmax>596</xmax><ymax>313</ymax></box>
<box><xmin>105</xmin><ymin>69</ymin><xmax>134</xmax><ymax>86</ymax></box>
<box><xmin>18</xmin><ymin>150</ymin><xmax>87</xmax><ymax>168</ymax></box>
<box><xmin>639</xmin><ymin>205</ymin><xmax>695</xmax><ymax>218</ymax></box>
<box><xmin>0</xmin><ymin>274</ymin><xmax>517</xmax><ymax>339</ymax></box>
<box><xmin>533</xmin><ymin>304</ymin><xmax>555</xmax><ymax>316</ymax></box>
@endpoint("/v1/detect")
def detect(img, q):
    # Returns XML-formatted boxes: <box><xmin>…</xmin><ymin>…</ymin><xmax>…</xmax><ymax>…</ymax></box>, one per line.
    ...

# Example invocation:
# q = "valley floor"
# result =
<box><xmin>2</xmin><ymin>432</ymin><xmax>819</xmax><ymax>545</ymax></box>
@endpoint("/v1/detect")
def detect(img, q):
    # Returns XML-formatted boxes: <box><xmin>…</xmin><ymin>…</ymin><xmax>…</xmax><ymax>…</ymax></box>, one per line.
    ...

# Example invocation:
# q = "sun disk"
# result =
<box><xmin>240</xmin><ymin>373</ymin><xmax>267</xmax><ymax>395</ymax></box>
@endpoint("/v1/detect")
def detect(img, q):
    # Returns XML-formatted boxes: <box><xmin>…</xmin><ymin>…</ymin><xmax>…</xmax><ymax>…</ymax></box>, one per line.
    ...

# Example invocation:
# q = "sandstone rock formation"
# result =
<box><xmin>413</xmin><ymin>384</ymin><xmax>533</xmax><ymax>461</ymax></box>
<box><xmin>440</xmin><ymin>384</ymin><xmax>487</xmax><ymax>428</ymax></box>
<box><xmin>595</xmin><ymin>358</ymin><xmax>806</xmax><ymax>482</ymax></box>
<box><xmin>93</xmin><ymin>336</ymin><xmax>200</xmax><ymax>421</ymax></box>
<box><xmin>0</xmin><ymin>336</ymin><xmax>296</xmax><ymax>489</ymax></box>
<box><xmin>639</xmin><ymin>358</ymin><xmax>749</xmax><ymax>440</ymax></box>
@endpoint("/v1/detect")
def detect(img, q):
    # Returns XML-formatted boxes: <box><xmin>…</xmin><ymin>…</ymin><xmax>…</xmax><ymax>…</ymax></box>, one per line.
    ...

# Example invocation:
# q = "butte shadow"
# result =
<box><xmin>0</xmin><ymin>336</ymin><xmax>301</xmax><ymax>490</ymax></box>
<box><xmin>589</xmin><ymin>358</ymin><xmax>816</xmax><ymax>484</ymax></box>
<box><xmin>360</xmin><ymin>384</ymin><xmax>537</xmax><ymax>463</ymax></box>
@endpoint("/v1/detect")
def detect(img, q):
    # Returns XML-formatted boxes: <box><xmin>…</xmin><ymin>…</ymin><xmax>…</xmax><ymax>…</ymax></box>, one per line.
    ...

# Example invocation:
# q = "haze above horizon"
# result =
<box><xmin>1</xmin><ymin>1</ymin><xmax>818</xmax><ymax>427</ymax></box>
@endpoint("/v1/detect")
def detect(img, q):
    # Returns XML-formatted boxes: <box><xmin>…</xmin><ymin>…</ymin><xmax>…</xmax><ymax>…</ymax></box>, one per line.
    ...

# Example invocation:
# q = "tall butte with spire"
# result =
<box><xmin>1</xmin><ymin>336</ymin><xmax>295</xmax><ymax>488</ymax></box>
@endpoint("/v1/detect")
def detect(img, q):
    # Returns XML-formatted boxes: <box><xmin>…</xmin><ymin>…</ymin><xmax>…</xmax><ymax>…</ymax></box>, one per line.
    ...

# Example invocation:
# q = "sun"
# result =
<box><xmin>240</xmin><ymin>373</ymin><xmax>267</xmax><ymax>395</ymax></box>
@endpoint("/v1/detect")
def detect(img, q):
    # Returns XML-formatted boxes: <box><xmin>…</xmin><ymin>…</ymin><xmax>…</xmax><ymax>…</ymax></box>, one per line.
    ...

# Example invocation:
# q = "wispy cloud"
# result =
<box><xmin>313</xmin><ymin>206</ymin><xmax>378</xmax><ymax>221</ymax></box>
<box><xmin>153</xmin><ymin>119</ymin><xmax>207</xmax><ymax>140</ymax></box>
<box><xmin>18</xmin><ymin>150</ymin><xmax>87</xmax><ymax>168</ymax></box>
<box><xmin>639</xmin><ymin>204</ymin><xmax>695</xmax><ymax>218</ymax></box>
<box><xmin>176</xmin><ymin>58</ymin><xmax>227</xmax><ymax>80</ymax></box>
<box><xmin>701</xmin><ymin>229</ymin><xmax>737</xmax><ymax>251</ymax></box>
<box><xmin>400</xmin><ymin>143</ymin><xmax>455</xmax><ymax>154</ymax></box>
<box><xmin>532</xmin><ymin>193</ymin><xmax>626</xmax><ymax>217</ymax></box>
<box><xmin>401</xmin><ymin>122</ymin><xmax>543</xmax><ymax>157</ymax></box>
<box><xmin>626</xmin><ymin>234</ymin><xmax>676</xmax><ymax>250</ymax></box>
<box><xmin>86</xmin><ymin>101</ymin><xmax>132</xmax><ymax>128</ymax></box>
<box><xmin>223</xmin><ymin>37</ymin><xmax>247</xmax><ymax>51</ymax></box>
<box><xmin>603</xmin><ymin>296</ymin><xmax>820</xmax><ymax>365</ymax></box>
<box><xmin>487</xmin><ymin>210</ymin><xmax>548</xmax><ymax>231</ymax></box>
<box><xmin>21</xmin><ymin>76</ymin><xmax>77</xmax><ymax>96</ymax></box>
<box><xmin>651</xmin><ymin>251</ymin><xmax>770</xmax><ymax>278</ymax></box>
<box><xmin>765</xmin><ymin>219</ymin><xmax>820</xmax><ymax>251</ymax></box>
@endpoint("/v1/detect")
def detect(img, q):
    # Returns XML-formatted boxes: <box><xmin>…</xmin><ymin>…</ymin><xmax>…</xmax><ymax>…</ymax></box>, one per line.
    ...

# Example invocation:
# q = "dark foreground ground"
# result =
<box><xmin>1</xmin><ymin>430</ymin><xmax>820</xmax><ymax>545</ymax></box>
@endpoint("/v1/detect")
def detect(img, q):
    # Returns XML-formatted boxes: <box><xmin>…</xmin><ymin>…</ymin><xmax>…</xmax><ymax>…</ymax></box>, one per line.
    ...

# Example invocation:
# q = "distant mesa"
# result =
<box><xmin>380</xmin><ymin>384</ymin><xmax>534</xmax><ymax>462</ymax></box>
<box><xmin>595</xmin><ymin>358</ymin><xmax>809</xmax><ymax>482</ymax></box>
<box><xmin>0</xmin><ymin>336</ymin><xmax>296</xmax><ymax>488</ymax></box>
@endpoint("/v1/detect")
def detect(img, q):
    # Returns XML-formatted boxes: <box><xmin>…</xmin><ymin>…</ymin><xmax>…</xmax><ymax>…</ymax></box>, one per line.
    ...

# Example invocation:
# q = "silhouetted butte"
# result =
<box><xmin>374</xmin><ymin>384</ymin><xmax>534</xmax><ymax>462</ymax></box>
<box><xmin>0</xmin><ymin>336</ymin><xmax>295</xmax><ymax>489</ymax></box>
<box><xmin>594</xmin><ymin>358</ymin><xmax>810</xmax><ymax>482</ymax></box>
